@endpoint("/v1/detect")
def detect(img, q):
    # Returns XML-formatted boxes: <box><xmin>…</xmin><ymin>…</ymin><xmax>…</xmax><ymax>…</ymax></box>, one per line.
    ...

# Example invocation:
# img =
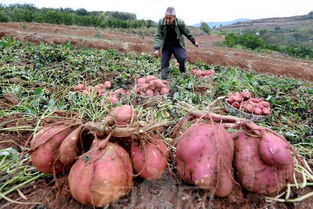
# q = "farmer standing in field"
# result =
<box><xmin>154</xmin><ymin>7</ymin><xmax>199</xmax><ymax>80</ymax></box>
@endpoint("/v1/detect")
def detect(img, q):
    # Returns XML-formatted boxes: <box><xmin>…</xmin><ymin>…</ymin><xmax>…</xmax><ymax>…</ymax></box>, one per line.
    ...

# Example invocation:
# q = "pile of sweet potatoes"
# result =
<box><xmin>73</xmin><ymin>82</ymin><xmax>126</xmax><ymax>104</ymax></box>
<box><xmin>30</xmin><ymin>104</ymin><xmax>169</xmax><ymax>207</ymax></box>
<box><xmin>74</xmin><ymin>82</ymin><xmax>112</xmax><ymax>96</ymax></box>
<box><xmin>226</xmin><ymin>91</ymin><xmax>271</xmax><ymax>115</ymax></box>
<box><xmin>191</xmin><ymin>68</ymin><xmax>215</xmax><ymax>78</ymax></box>
<box><xmin>135</xmin><ymin>75</ymin><xmax>169</xmax><ymax>96</ymax></box>
<box><xmin>174</xmin><ymin>109</ymin><xmax>295</xmax><ymax>197</ymax></box>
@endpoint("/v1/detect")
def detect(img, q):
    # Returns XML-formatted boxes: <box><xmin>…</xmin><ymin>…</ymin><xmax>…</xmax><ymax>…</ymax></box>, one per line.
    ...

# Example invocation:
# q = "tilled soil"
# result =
<box><xmin>1</xmin><ymin>22</ymin><xmax>313</xmax><ymax>82</ymax></box>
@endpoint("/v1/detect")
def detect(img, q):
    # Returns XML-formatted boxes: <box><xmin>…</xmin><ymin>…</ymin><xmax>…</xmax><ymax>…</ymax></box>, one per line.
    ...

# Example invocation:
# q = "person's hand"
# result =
<box><xmin>154</xmin><ymin>50</ymin><xmax>160</xmax><ymax>57</ymax></box>
<box><xmin>194</xmin><ymin>41</ymin><xmax>199</xmax><ymax>47</ymax></box>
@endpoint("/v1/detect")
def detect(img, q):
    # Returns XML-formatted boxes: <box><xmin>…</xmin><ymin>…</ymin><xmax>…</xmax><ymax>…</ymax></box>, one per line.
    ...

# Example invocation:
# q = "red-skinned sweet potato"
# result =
<box><xmin>240</xmin><ymin>91</ymin><xmax>251</xmax><ymax>99</ymax></box>
<box><xmin>108</xmin><ymin>105</ymin><xmax>134</xmax><ymax>125</ymax></box>
<box><xmin>176</xmin><ymin>123</ymin><xmax>234</xmax><ymax>197</ymax></box>
<box><xmin>74</xmin><ymin>84</ymin><xmax>85</xmax><ymax>91</ymax></box>
<box><xmin>108</xmin><ymin>93</ymin><xmax>118</xmax><ymax>104</ymax></box>
<box><xmin>131</xmin><ymin>137</ymin><xmax>168</xmax><ymax>181</ymax></box>
<box><xmin>58</xmin><ymin>125</ymin><xmax>84</xmax><ymax>166</ymax></box>
<box><xmin>145</xmin><ymin>75</ymin><xmax>157</xmax><ymax>82</ymax></box>
<box><xmin>259</xmin><ymin>132</ymin><xmax>293</xmax><ymax>168</ymax></box>
<box><xmin>31</xmin><ymin>123</ymin><xmax>77</xmax><ymax>173</ymax></box>
<box><xmin>137</xmin><ymin>78</ymin><xmax>146</xmax><ymax>84</ymax></box>
<box><xmin>145</xmin><ymin>89</ymin><xmax>154</xmax><ymax>96</ymax></box>
<box><xmin>234</xmin><ymin>132</ymin><xmax>294</xmax><ymax>194</ymax></box>
<box><xmin>160</xmin><ymin>87</ymin><xmax>169</xmax><ymax>95</ymax></box>
<box><xmin>68</xmin><ymin>142</ymin><xmax>133</xmax><ymax>207</ymax></box>
<box><xmin>104</xmin><ymin>81</ymin><xmax>111</xmax><ymax>89</ymax></box>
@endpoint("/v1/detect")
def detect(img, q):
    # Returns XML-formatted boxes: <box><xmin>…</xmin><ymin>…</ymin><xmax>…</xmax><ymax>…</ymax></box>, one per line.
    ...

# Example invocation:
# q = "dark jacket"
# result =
<box><xmin>154</xmin><ymin>17</ymin><xmax>196</xmax><ymax>50</ymax></box>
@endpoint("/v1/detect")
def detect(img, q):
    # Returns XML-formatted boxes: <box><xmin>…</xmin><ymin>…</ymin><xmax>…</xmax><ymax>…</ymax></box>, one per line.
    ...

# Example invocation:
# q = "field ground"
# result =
<box><xmin>1</xmin><ymin>22</ymin><xmax>313</xmax><ymax>82</ymax></box>
<box><xmin>0</xmin><ymin>23</ymin><xmax>313</xmax><ymax>209</ymax></box>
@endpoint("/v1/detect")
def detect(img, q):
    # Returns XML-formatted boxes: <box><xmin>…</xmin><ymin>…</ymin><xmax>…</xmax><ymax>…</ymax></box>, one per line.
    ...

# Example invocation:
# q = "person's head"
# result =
<box><xmin>165</xmin><ymin>7</ymin><xmax>176</xmax><ymax>24</ymax></box>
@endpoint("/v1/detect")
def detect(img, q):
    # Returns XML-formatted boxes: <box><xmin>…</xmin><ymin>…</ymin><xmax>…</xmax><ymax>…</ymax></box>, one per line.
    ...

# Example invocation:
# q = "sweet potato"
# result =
<box><xmin>137</xmin><ymin>78</ymin><xmax>146</xmax><ymax>84</ymax></box>
<box><xmin>114</xmin><ymin>88</ymin><xmax>126</xmax><ymax>95</ymax></box>
<box><xmin>104</xmin><ymin>81</ymin><xmax>111</xmax><ymax>89</ymax></box>
<box><xmin>108</xmin><ymin>93</ymin><xmax>118</xmax><ymax>104</ymax></box>
<box><xmin>144</xmin><ymin>89</ymin><xmax>153</xmax><ymax>96</ymax></box>
<box><xmin>176</xmin><ymin>123</ymin><xmax>234</xmax><ymax>197</ymax></box>
<box><xmin>262</xmin><ymin>107</ymin><xmax>271</xmax><ymax>115</ymax></box>
<box><xmin>74</xmin><ymin>84</ymin><xmax>85</xmax><ymax>91</ymax></box>
<box><xmin>31</xmin><ymin>123</ymin><xmax>77</xmax><ymax>173</ymax></box>
<box><xmin>253</xmin><ymin>107</ymin><xmax>262</xmax><ymax>115</ymax></box>
<box><xmin>233</xmin><ymin>95</ymin><xmax>243</xmax><ymax>103</ymax></box>
<box><xmin>243</xmin><ymin>103</ymin><xmax>254</xmax><ymax>113</ymax></box>
<box><xmin>160</xmin><ymin>87</ymin><xmax>169</xmax><ymax>95</ymax></box>
<box><xmin>68</xmin><ymin>142</ymin><xmax>133</xmax><ymax>207</ymax></box>
<box><xmin>240</xmin><ymin>91</ymin><xmax>251</xmax><ymax>100</ymax></box>
<box><xmin>152</xmin><ymin>79</ymin><xmax>167</xmax><ymax>89</ymax></box>
<box><xmin>95</xmin><ymin>83</ymin><xmax>105</xmax><ymax>91</ymax></box>
<box><xmin>226</xmin><ymin>96</ymin><xmax>235</xmax><ymax>104</ymax></box>
<box><xmin>249</xmin><ymin>98</ymin><xmax>263</xmax><ymax>103</ymax></box>
<box><xmin>58</xmin><ymin>125</ymin><xmax>84</xmax><ymax>166</ymax></box>
<box><xmin>131</xmin><ymin>137</ymin><xmax>168</xmax><ymax>181</ymax></box>
<box><xmin>260</xmin><ymin>101</ymin><xmax>270</xmax><ymax>108</ymax></box>
<box><xmin>145</xmin><ymin>75</ymin><xmax>157</xmax><ymax>82</ymax></box>
<box><xmin>259</xmin><ymin>132</ymin><xmax>293</xmax><ymax>168</ymax></box>
<box><xmin>234</xmin><ymin>132</ymin><xmax>294</xmax><ymax>194</ymax></box>
<box><xmin>108</xmin><ymin>105</ymin><xmax>134</xmax><ymax>125</ymax></box>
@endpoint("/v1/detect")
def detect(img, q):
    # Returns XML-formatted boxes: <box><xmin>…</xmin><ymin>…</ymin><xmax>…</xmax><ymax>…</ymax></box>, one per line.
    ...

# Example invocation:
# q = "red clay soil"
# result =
<box><xmin>1</xmin><ymin>22</ymin><xmax>313</xmax><ymax>82</ymax></box>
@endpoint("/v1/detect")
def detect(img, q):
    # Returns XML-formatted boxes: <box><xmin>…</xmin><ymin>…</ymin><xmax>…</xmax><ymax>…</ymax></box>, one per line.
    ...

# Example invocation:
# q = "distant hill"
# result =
<box><xmin>193</xmin><ymin>18</ymin><xmax>250</xmax><ymax>28</ymax></box>
<box><xmin>219</xmin><ymin>12</ymin><xmax>313</xmax><ymax>47</ymax></box>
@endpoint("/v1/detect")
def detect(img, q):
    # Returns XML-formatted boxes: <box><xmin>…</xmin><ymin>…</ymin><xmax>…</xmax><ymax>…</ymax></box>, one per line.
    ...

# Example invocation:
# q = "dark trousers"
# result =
<box><xmin>161</xmin><ymin>45</ymin><xmax>186</xmax><ymax>80</ymax></box>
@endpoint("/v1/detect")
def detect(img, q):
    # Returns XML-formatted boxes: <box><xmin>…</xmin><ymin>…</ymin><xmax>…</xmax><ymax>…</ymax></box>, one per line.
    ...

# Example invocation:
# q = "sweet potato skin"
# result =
<box><xmin>176</xmin><ymin>123</ymin><xmax>234</xmax><ymax>197</ymax></box>
<box><xmin>131</xmin><ymin>137</ymin><xmax>168</xmax><ymax>181</ymax></box>
<box><xmin>31</xmin><ymin>124</ymin><xmax>75</xmax><ymax>173</ymax></box>
<box><xmin>234</xmin><ymin>132</ymin><xmax>294</xmax><ymax>194</ymax></box>
<box><xmin>68</xmin><ymin>142</ymin><xmax>133</xmax><ymax>207</ymax></box>
<box><xmin>259</xmin><ymin>132</ymin><xmax>293</xmax><ymax>168</ymax></box>
<box><xmin>108</xmin><ymin>105</ymin><xmax>133</xmax><ymax>125</ymax></box>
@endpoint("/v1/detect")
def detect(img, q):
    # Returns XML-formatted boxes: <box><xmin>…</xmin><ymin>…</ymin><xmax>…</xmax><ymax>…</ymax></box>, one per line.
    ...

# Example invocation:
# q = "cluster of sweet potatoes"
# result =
<box><xmin>30</xmin><ymin>105</ymin><xmax>169</xmax><ymax>207</ymax></box>
<box><xmin>135</xmin><ymin>75</ymin><xmax>169</xmax><ymax>96</ymax></box>
<box><xmin>73</xmin><ymin>82</ymin><xmax>126</xmax><ymax>104</ymax></box>
<box><xmin>175</xmin><ymin>113</ymin><xmax>295</xmax><ymax>197</ymax></box>
<box><xmin>226</xmin><ymin>91</ymin><xmax>271</xmax><ymax>115</ymax></box>
<box><xmin>73</xmin><ymin>82</ymin><xmax>112</xmax><ymax>96</ymax></box>
<box><xmin>191</xmin><ymin>68</ymin><xmax>215</xmax><ymax>78</ymax></box>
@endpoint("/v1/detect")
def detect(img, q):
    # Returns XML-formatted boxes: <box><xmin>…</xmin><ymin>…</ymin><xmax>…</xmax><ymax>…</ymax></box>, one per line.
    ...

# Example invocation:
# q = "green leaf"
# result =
<box><xmin>245</xmin><ymin>73</ymin><xmax>253</xmax><ymax>80</ymax></box>
<box><xmin>33</xmin><ymin>88</ymin><xmax>43</xmax><ymax>96</ymax></box>
<box><xmin>303</xmin><ymin>125</ymin><xmax>312</xmax><ymax>135</ymax></box>
<box><xmin>306</xmin><ymin>88</ymin><xmax>313</xmax><ymax>95</ymax></box>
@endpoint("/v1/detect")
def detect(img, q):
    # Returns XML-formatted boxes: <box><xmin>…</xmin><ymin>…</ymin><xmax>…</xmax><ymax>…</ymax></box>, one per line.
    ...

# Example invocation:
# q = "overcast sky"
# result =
<box><xmin>1</xmin><ymin>0</ymin><xmax>313</xmax><ymax>25</ymax></box>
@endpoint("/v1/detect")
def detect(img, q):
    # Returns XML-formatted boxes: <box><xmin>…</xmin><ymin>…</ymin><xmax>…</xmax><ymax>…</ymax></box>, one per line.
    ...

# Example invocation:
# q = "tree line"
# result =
<box><xmin>0</xmin><ymin>4</ymin><xmax>156</xmax><ymax>29</ymax></box>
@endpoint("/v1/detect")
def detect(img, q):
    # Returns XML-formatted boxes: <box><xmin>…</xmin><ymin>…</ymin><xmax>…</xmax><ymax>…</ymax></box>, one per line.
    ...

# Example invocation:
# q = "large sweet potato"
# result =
<box><xmin>68</xmin><ymin>142</ymin><xmax>133</xmax><ymax>207</ymax></box>
<box><xmin>131</xmin><ymin>136</ymin><xmax>168</xmax><ymax>181</ymax></box>
<box><xmin>176</xmin><ymin>123</ymin><xmax>234</xmax><ymax>197</ymax></box>
<box><xmin>31</xmin><ymin>123</ymin><xmax>77</xmax><ymax>173</ymax></box>
<box><xmin>234</xmin><ymin>132</ymin><xmax>294</xmax><ymax>194</ymax></box>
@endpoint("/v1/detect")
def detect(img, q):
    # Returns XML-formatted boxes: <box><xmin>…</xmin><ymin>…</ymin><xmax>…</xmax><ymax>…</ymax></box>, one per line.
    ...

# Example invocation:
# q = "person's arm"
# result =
<box><xmin>179</xmin><ymin>20</ymin><xmax>199</xmax><ymax>47</ymax></box>
<box><xmin>153</xmin><ymin>20</ymin><xmax>164</xmax><ymax>51</ymax></box>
